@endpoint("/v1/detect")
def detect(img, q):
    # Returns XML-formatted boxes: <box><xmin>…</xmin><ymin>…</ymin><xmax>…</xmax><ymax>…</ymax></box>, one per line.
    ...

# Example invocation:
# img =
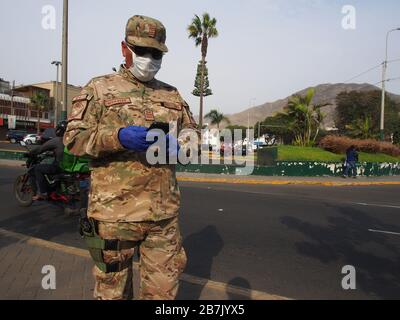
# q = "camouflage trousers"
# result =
<box><xmin>92</xmin><ymin>216</ymin><xmax>187</xmax><ymax>300</ymax></box>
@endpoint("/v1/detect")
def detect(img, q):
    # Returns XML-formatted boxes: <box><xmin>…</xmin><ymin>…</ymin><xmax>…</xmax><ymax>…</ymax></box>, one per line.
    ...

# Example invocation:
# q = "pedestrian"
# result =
<box><xmin>343</xmin><ymin>145</ymin><xmax>359</xmax><ymax>179</ymax></box>
<box><xmin>64</xmin><ymin>15</ymin><xmax>199</xmax><ymax>300</ymax></box>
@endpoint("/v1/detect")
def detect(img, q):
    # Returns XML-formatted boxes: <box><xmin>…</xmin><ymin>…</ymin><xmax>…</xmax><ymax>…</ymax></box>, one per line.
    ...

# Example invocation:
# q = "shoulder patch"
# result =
<box><xmin>104</xmin><ymin>97</ymin><xmax>132</xmax><ymax>107</ymax></box>
<box><xmin>69</xmin><ymin>92</ymin><xmax>93</xmax><ymax>121</ymax></box>
<box><xmin>68</xmin><ymin>100</ymin><xmax>89</xmax><ymax>121</ymax></box>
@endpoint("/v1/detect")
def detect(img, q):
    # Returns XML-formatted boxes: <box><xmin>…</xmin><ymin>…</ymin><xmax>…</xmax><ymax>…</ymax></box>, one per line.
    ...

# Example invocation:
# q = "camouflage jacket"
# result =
<box><xmin>64</xmin><ymin>66</ymin><xmax>199</xmax><ymax>222</ymax></box>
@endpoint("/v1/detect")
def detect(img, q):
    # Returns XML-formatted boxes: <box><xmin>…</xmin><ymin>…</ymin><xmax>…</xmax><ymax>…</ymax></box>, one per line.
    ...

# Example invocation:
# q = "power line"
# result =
<box><xmin>343</xmin><ymin>58</ymin><xmax>400</xmax><ymax>84</ymax></box>
<box><xmin>344</xmin><ymin>63</ymin><xmax>382</xmax><ymax>83</ymax></box>
<box><xmin>387</xmin><ymin>76</ymin><xmax>400</xmax><ymax>82</ymax></box>
<box><xmin>373</xmin><ymin>76</ymin><xmax>400</xmax><ymax>86</ymax></box>
<box><xmin>388</xmin><ymin>58</ymin><xmax>400</xmax><ymax>64</ymax></box>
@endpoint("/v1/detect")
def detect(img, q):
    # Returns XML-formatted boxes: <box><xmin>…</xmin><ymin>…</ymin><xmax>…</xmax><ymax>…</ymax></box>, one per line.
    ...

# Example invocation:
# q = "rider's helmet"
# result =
<box><xmin>55</xmin><ymin>121</ymin><xmax>68</xmax><ymax>137</ymax></box>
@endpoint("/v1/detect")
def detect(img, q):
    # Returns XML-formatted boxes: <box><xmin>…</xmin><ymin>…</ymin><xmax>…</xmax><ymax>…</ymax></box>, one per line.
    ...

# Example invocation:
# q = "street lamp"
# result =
<box><xmin>247</xmin><ymin>98</ymin><xmax>256</xmax><ymax>135</ymax></box>
<box><xmin>380</xmin><ymin>27</ymin><xmax>400</xmax><ymax>141</ymax></box>
<box><xmin>61</xmin><ymin>0</ymin><xmax>69</xmax><ymax>121</ymax></box>
<box><xmin>51</xmin><ymin>61</ymin><xmax>62</xmax><ymax>126</ymax></box>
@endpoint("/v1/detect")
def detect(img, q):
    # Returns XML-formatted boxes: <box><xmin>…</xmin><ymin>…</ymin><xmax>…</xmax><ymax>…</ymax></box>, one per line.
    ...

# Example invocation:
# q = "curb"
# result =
<box><xmin>0</xmin><ymin>148</ymin><xmax>25</xmax><ymax>153</ymax></box>
<box><xmin>177</xmin><ymin>177</ymin><xmax>400</xmax><ymax>187</ymax></box>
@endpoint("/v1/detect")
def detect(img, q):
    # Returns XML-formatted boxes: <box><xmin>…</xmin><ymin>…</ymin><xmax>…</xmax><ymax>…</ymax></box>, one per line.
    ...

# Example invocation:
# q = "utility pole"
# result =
<box><xmin>61</xmin><ymin>0</ymin><xmax>69</xmax><ymax>121</ymax></box>
<box><xmin>52</xmin><ymin>61</ymin><xmax>62</xmax><ymax>126</ymax></box>
<box><xmin>380</xmin><ymin>28</ymin><xmax>400</xmax><ymax>141</ymax></box>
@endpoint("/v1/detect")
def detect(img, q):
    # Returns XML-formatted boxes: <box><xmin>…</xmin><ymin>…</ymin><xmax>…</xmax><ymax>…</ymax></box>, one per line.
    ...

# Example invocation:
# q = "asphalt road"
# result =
<box><xmin>1</xmin><ymin>166</ymin><xmax>400</xmax><ymax>300</ymax></box>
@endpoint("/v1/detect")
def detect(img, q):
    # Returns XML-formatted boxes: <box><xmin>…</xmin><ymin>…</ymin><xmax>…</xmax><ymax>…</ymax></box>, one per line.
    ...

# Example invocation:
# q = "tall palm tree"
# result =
<box><xmin>279</xmin><ymin>88</ymin><xmax>328</xmax><ymax>147</ymax></box>
<box><xmin>188</xmin><ymin>13</ymin><xmax>219</xmax><ymax>129</ymax></box>
<box><xmin>30</xmin><ymin>92</ymin><xmax>48</xmax><ymax>134</ymax></box>
<box><xmin>205</xmin><ymin>109</ymin><xmax>230</xmax><ymax>130</ymax></box>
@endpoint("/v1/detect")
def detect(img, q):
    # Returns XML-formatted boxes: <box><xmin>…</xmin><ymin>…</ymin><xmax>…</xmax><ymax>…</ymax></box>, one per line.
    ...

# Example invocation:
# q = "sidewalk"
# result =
<box><xmin>0</xmin><ymin>228</ymin><xmax>286</xmax><ymax>300</ymax></box>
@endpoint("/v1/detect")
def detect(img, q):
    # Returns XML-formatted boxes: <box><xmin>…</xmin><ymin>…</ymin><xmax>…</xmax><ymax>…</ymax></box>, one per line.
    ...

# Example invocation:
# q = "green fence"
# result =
<box><xmin>1</xmin><ymin>150</ymin><xmax>399</xmax><ymax>177</ymax></box>
<box><xmin>0</xmin><ymin>150</ymin><xmax>26</xmax><ymax>161</ymax></box>
<box><xmin>271</xmin><ymin>161</ymin><xmax>400</xmax><ymax>177</ymax></box>
<box><xmin>176</xmin><ymin>161</ymin><xmax>400</xmax><ymax>177</ymax></box>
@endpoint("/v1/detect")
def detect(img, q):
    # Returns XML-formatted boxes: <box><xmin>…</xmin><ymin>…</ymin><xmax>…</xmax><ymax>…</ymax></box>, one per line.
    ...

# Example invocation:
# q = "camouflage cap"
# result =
<box><xmin>125</xmin><ymin>15</ymin><xmax>168</xmax><ymax>53</ymax></box>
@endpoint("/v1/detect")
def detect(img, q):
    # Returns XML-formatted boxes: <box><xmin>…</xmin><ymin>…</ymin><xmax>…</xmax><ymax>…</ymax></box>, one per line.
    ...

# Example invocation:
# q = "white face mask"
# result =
<box><xmin>127</xmin><ymin>47</ymin><xmax>162</xmax><ymax>82</ymax></box>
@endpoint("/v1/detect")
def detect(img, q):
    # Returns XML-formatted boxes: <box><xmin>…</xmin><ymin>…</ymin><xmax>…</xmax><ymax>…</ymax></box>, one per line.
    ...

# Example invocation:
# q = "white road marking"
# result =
<box><xmin>368</xmin><ymin>229</ymin><xmax>400</xmax><ymax>236</ymax></box>
<box><xmin>355</xmin><ymin>202</ymin><xmax>400</xmax><ymax>209</ymax></box>
<box><xmin>198</xmin><ymin>187</ymin><xmax>400</xmax><ymax>210</ymax></box>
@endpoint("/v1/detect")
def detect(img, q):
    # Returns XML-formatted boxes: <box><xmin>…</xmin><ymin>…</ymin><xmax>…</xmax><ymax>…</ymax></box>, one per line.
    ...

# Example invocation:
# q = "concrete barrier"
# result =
<box><xmin>0</xmin><ymin>150</ymin><xmax>25</xmax><ymax>161</ymax></box>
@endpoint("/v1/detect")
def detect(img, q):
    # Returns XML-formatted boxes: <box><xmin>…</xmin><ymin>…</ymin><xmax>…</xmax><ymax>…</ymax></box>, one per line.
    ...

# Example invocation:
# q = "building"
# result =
<box><xmin>0</xmin><ymin>78</ymin><xmax>83</xmax><ymax>139</ymax></box>
<box><xmin>0</xmin><ymin>78</ymin><xmax>11</xmax><ymax>95</ymax></box>
<box><xmin>0</xmin><ymin>85</ymin><xmax>52</xmax><ymax>139</ymax></box>
<box><xmin>33</xmin><ymin>81</ymin><xmax>82</xmax><ymax>123</ymax></box>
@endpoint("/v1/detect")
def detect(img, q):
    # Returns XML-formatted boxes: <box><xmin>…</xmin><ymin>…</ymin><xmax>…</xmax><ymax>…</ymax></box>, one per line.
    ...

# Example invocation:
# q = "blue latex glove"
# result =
<box><xmin>118</xmin><ymin>126</ymin><xmax>155</xmax><ymax>152</ymax></box>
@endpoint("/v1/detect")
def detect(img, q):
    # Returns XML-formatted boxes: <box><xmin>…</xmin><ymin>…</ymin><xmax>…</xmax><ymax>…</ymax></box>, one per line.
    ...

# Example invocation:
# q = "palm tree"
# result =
<box><xmin>279</xmin><ymin>88</ymin><xmax>328</xmax><ymax>147</ymax></box>
<box><xmin>205</xmin><ymin>109</ymin><xmax>230</xmax><ymax>130</ymax></box>
<box><xmin>30</xmin><ymin>92</ymin><xmax>48</xmax><ymax>134</ymax></box>
<box><xmin>188</xmin><ymin>13</ymin><xmax>219</xmax><ymax>129</ymax></box>
<box><xmin>346</xmin><ymin>116</ymin><xmax>376</xmax><ymax>139</ymax></box>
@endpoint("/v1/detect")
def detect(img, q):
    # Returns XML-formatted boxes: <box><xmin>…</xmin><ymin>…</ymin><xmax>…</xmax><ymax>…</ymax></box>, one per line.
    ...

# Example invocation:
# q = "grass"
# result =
<box><xmin>277</xmin><ymin>145</ymin><xmax>342</xmax><ymax>162</ymax></box>
<box><xmin>357</xmin><ymin>152</ymin><xmax>400</xmax><ymax>163</ymax></box>
<box><xmin>277</xmin><ymin>145</ymin><xmax>400</xmax><ymax>163</ymax></box>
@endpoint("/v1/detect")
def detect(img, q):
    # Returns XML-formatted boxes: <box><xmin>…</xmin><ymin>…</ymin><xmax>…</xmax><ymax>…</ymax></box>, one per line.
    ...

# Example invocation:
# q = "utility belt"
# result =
<box><xmin>79</xmin><ymin>217</ymin><xmax>140</xmax><ymax>273</ymax></box>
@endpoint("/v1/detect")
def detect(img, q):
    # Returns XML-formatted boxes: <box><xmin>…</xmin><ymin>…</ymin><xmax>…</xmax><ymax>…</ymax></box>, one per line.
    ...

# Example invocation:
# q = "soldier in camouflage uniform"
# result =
<box><xmin>64</xmin><ymin>15</ymin><xmax>199</xmax><ymax>300</ymax></box>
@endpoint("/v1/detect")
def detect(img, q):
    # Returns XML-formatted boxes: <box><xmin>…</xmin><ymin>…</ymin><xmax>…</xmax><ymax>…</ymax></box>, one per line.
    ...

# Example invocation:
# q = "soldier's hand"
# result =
<box><xmin>118</xmin><ymin>126</ymin><xmax>157</xmax><ymax>152</ymax></box>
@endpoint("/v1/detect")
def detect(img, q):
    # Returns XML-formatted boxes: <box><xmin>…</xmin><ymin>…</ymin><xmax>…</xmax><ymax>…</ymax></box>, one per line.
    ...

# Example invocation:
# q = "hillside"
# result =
<box><xmin>225</xmin><ymin>83</ymin><xmax>400</xmax><ymax>129</ymax></box>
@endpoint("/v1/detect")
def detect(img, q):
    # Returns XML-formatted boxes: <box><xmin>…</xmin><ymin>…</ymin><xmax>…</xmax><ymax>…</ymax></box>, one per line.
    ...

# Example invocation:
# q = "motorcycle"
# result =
<box><xmin>14</xmin><ymin>142</ymin><xmax>90</xmax><ymax>216</ymax></box>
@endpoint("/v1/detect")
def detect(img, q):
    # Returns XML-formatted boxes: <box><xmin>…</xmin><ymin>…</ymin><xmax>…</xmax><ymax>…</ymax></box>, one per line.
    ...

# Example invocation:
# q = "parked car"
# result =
<box><xmin>6</xmin><ymin>130</ymin><xmax>28</xmax><ymax>144</ymax></box>
<box><xmin>23</xmin><ymin>134</ymin><xmax>40</xmax><ymax>145</ymax></box>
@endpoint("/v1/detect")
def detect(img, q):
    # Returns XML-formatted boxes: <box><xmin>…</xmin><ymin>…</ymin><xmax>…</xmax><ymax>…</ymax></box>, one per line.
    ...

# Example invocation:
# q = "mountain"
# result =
<box><xmin>224</xmin><ymin>83</ymin><xmax>400</xmax><ymax>129</ymax></box>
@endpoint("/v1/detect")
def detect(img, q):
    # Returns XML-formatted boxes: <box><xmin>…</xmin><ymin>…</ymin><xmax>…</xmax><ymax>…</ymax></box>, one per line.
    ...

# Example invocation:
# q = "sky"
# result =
<box><xmin>1</xmin><ymin>0</ymin><xmax>400</xmax><ymax>116</ymax></box>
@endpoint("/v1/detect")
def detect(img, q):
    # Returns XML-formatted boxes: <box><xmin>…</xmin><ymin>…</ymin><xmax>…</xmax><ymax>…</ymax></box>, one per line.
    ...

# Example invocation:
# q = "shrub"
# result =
<box><xmin>319</xmin><ymin>135</ymin><xmax>400</xmax><ymax>157</ymax></box>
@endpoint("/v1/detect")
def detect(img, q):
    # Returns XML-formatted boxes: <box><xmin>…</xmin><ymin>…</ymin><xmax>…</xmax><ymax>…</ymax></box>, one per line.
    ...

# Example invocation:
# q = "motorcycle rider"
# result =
<box><xmin>29</xmin><ymin>121</ymin><xmax>68</xmax><ymax>201</ymax></box>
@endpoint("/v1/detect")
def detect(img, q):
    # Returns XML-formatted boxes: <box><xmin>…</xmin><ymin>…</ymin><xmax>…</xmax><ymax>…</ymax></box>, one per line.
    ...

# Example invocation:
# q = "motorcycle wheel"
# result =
<box><xmin>14</xmin><ymin>175</ymin><xmax>33</xmax><ymax>207</ymax></box>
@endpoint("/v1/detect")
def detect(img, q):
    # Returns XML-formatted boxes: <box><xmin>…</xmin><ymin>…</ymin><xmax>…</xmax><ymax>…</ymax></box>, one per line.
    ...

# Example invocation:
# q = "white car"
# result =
<box><xmin>23</xmin><ymin>134</ymin><xmax>39</xmax><ymax>145</ymax></box>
